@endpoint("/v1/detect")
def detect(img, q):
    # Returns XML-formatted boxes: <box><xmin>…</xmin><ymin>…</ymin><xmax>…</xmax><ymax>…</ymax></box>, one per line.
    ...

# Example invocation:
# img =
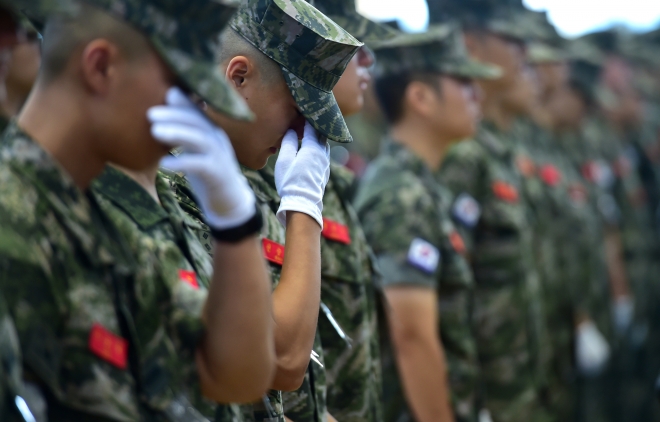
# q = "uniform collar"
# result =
<box><xmin>381</xmin><ymin>137</ymin><xmax>432</xmax><ymax>178</ymax></box>
<box><xmin>476</xmin><ymin>121</ymin><xmax>513</xmax><ymax>158</ymax></box>
<box><xmin>94</xmin><ymin>166</ymin><xmax>170</xmax><ymax>231</ymax></box>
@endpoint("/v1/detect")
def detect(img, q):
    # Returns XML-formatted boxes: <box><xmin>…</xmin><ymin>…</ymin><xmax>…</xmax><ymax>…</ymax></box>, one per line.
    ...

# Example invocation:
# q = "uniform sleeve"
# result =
<box><xmin>357</xmin><ymin>180</ymin><xmax>442</xmax><ymax>289</ymax></box>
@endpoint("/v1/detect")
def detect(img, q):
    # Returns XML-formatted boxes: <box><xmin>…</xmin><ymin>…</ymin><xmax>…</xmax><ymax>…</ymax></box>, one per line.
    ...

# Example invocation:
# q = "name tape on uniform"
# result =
<box><xmin>492</xmin><ymin>181</ymin><xmax>519</xmax><ymax>203</ymax></box>
<box><xmin>449</xmin><ymin>231</ymin><xmax>466</xmax><ymax>255</ymax></box>
<box><xmin>89</xmin><ymin>323</ymin><xmax>128</xmax><ymax>369</ymax></box>
<box><xmin>322</xmin><ymin>218</ymin><xmax>351</xmax><ymax>245</ymax></box>
<box><xmin>262</xmin><ymin>238</ymin><xmax>285</xmax><ymax>266</ymax></box>
<box><xmin>452</xmin><ymin>193</ymin><xmax>481</xmax><ymax>228</ymax></box>
<box><xmin>516</xmin><ymin>154</ymin><xmax>536</xmax><ymax>178</ymax></box>
<box><xmin>179</xmin><ymin>269</ymin><xmax>199</xmax><ymax>290</ymax></box>
<box><xmin>539</xmin><ymin>164</ymin><xmax>561</xmax><ymax>187</ymax></box>
<box><xmin>407</xmin><ymin>238</ymin><xmax>440</xmax><ymax>274</ymax></box>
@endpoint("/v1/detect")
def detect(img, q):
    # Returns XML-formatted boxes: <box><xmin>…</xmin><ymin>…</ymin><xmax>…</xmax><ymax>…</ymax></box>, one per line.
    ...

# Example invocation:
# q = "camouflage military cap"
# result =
<box><xmin>230</xmin><ymin>0</ymin><xmax>363</xmax><ymax>143</ymax></box>
<box><xmin>639</xmin><ymin>28</ymin><xmax>660</xmax><ymax>46</ymax></box>
<box><xmin>565</xmin><ymin>38</ymin><xmax>605</xmax><ymax>66</ymax></box>
<box><xmin>527</xmin><ymin>42</ymin><xmax>564</xmax><ymax>64</ymax></box>
<box><xmin>372</xmin><ymin>24</ymin><xmax>501</xmax><ymax>80</ymax></box>
<box><xmin>16</xmin><ymin>0</ymin><xmax>253</xmax><ymax>121</ymax></box>
<box><xmin>312</xmin><ymin>0</ymin><xmax>398</xmax><ymax>43</ymax></box>
<box><xmin>434</xmin><ymin>0</ymin><xmax>538</xmax><ymax>42</ymax></box>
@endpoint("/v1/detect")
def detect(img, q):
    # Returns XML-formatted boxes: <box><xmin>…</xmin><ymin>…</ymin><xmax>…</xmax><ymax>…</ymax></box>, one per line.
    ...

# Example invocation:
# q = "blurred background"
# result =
<box><xmin>357</xmin><ymin>0</ymin><xmax>660</xmax><ymax>36</ymax></box>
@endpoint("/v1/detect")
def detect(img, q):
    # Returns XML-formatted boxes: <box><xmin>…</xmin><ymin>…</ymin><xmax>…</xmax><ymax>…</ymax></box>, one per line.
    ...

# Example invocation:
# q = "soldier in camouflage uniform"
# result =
<box><xmin>431</xmin><ymin>1</ymin><xmax>553</xmax><ymax>421</ymax></box>
<box><xmin>520</xmin><ymin>30</ymin><xmax>615</xmax><ymax>420</ymax></box>
<box><xmin>0</xmin><ymin>0</ymin><xmax>279</xmax><ymax>420</ymax></box>
<box><xmin>546</xmin><ymin>49</ymin><xmax>619</xmax><ymax>422</ymax></box>
<box><xmin>0</xmin><ymin>296</ymin><xmax>37</xmax><ymax>422</ymax></box>
<box><xmin>299</xmin><ymin>1</ymin><xmax>397</xmax><ymax>421</ymax></box>
<box><xmin>354</xmin><ymin>25</ymin><xmax>500</xmax><ymax>422</ymax></box>
<box><xmin>163</xmin><ymin>1</ymin><xmax>361</xmax><ymax>421</ymax></box>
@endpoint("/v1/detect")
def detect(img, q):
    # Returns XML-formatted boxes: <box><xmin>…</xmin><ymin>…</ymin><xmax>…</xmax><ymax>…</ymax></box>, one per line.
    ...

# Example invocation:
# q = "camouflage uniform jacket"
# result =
<box><xmin>437</xmin><ymin>124</ymin><xmax>542</xmax><ymax>422</ymax></box>
<box><xmin>354</xmin><ymin>140</ymin><xmax>478</xmax><ymax>422</ymax></box>
<box><xmin>0</xmin><ymin>296</ymin><xmax>25</xmax><ymax>422</ymax></box>
<box><xmin>554</xmin><ymin>130</ymin><xmax>613</xmax><ymax>343</ymax></box>
<box><xmin>0</xmin><ymin>123</ymin><xmax>143</xmax><ymax>421</ymax></box>
<box><xmin>161</xmin><ymin>166</ymin><xmax>328</xmax><ymax>422</ymax></box>
<box><xmin>318</xmin><ymin>162</ymin><xmax>383</xmax><ymax>422</ymax></box>
<box><xmin>92</xmin><ymin>166</ymin><xmax>244</xmax><ymax>422</ymax></box>
<box><xmin>0</xmin><ymin>115</ymin><xmax>8</xmax><ymax>135</ymax></box>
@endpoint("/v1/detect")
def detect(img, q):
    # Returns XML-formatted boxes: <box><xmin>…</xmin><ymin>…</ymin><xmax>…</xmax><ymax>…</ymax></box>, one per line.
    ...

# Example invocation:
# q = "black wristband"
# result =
<box><xmin>210</xmin><ymin>204</ymin><xmax>263</xmax><ymax>243</ymax></box>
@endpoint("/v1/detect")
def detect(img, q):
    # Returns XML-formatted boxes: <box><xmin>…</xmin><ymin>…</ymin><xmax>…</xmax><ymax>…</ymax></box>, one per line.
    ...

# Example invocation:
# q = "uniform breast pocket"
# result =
<box><xmin>27</xmin><ymin>296</ymin><xmax>142</xmax><ymax>421</ymax></box>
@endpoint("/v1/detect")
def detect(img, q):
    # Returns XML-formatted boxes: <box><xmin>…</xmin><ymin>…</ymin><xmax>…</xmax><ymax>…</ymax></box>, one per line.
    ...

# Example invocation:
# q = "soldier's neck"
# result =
<box><xmin>0</xmin><ymin>81</ymin><xmax>29</xmax><ymax>119</ymax></box>
<box><xmin>390</xmin><ymin>119</ymin><xmax>452</xmax><ymax>172</ymax></box>
<box><xmin>481</xmin><ymin>94</ymin><xmax>515</xmax><ymax>133</ymax></box>
<box><xmin>17</xmin><ymin>83</ymin><xmax>106</xmax><ymax>191</ymax></box>
<box><xmin>112</xmin><ymin>163</ymin><xmax>161</xmax><ymax>205</ymax></box>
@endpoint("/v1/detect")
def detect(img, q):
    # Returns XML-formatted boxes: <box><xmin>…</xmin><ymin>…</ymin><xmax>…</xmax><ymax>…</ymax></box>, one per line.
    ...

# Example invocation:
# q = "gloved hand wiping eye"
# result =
<box><xmin>274</xmin><ymin>121</ymin><xmax>330</xmax><ymax>229</ymax></box>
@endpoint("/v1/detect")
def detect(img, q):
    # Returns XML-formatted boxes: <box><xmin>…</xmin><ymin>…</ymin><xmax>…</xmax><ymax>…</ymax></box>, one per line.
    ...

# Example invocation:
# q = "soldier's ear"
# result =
<box><xmin>405</xmin><ymin>81</ymin><xmax>434</xmax><ymax>117</ymax></box>
<box><xmin>225</xmin><ymin>56</ymin><xmax>254</xmax><ymax>90</ymax></box>
<box><xmin>79</xmin><ymin>38</ymin><xmax>120</xmax><ymax>96</ymax></box>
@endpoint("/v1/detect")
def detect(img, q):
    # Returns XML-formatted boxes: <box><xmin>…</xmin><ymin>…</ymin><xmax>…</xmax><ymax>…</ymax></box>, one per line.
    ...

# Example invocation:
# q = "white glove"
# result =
<box><xmin>576</xmin><ymin>321</ymin><xmax>611</xmax><ymax>376</ymax></box>
<box><xmin>612</xmin><ymin>295</ymin><xmax>634</xmax><ymax>335</ymax></box>
<box><xmin>149</xmin><ymin>87</ymin><xmax>256</xmax><ymax>230</ymax></box>
<box><xmin>274</xmin><ymin>122</ymin><xmax>330</xmax><ymax>228</ymax></box>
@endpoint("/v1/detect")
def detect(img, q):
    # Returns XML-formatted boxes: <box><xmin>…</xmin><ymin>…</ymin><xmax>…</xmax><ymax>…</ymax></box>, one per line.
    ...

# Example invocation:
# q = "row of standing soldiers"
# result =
<box><xmin>0</xmin><ymin>0</ymin><xmax>660</xmax><ymax>421</ymax></box>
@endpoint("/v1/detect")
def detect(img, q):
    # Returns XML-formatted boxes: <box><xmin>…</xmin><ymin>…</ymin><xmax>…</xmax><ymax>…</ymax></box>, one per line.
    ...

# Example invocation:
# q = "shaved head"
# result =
<box><xmin>216</xmin><ymin>28</ymin><xmax>283</xmax><ymax>86</ymax></box>
<box><xmin>40</xmin><ymin>2</ymin><xmax>152</xmax><ymax>84</ymax></box>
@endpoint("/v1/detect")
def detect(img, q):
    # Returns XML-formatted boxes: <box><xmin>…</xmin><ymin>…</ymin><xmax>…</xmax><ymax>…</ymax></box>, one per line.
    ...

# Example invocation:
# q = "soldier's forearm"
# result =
<box><xmin>198</xmin><ymin>235</ymin><xmax>275</xmax><ymax>403</ymax></box>
<box><xmin>271</xmin><ymin>211</ymin><xmax>322</xmax><ymax>391</ymax></box>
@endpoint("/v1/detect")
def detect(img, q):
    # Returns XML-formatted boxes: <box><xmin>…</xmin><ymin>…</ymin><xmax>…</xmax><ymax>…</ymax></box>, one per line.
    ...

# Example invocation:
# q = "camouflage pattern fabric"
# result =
<box><xmin>247</xmin><ymin>165</ymin><xmax>327</xmax><ymax>422</ymax></box>
<box><xmin>511</xmin><ymin>119</ymin><xmax>601</xmax><ymax>420</ymax></box>
<box><xmin>317</xmin><ymin>162</ymin><xmax>383</xmax><ymax>422</ymax></box>
<box><xmin>162</xmin><ymin>165</ymin><xmax>329</xmax><ymax>422</ymax></box>
<box><xmin>312</xmin><ymin>0</ymin><xmax>398</xmax><ymax>43</ymax></box>
<box><xmin>437</xmin><ymin>124</ymin><xmax>545</xmax><ymax>422</ymax></box>
<box><xmin>160</xmin><ymin>169</ymin><xmax>216</xmax><ymax>256</ymax></box>
<box><xmin>92</xmin><ymin>166</ymin><xmax>245</xmax><ymax>422</ymax></box>
<box><xmin>0</xmin><ymin>123</ymin><xmax>145</xmax><ymax>421</ymax></box>
<box><xmin>354</xmin><ymin>140</ymin><xmax>478</xmax><ymax>422</ymax></box>
<box><xmin>0</xmin><ymin>296</ymin><xmax>23</xmax><ymax>421</ymax></box>
<box><xmin>371</xmin><ymin>23</ymin><xmax>501</xmax><ymax>80</ymax></box>
<box><xmin>0</xmin><ymin>116</ymin><xmax>8</xmax><ymax>135</ymax></box>
<box><xmin>16</xmin><ymin>0</ymin><xmax>251</xmax><ymax>120</ymax></box>
<box><xmin>230</xmin><ymin>0</ymin><xmax>362</xmax><ymax>143</ymax></box>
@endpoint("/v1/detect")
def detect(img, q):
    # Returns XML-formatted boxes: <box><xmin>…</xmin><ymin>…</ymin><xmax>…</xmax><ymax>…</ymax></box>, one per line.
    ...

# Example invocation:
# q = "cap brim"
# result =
<box><xmin>281</xmin><ymin>67</ymin><xmax>352</xmax><ymax>143</ymax></box>
<box><xmin>443</xmin><ymin>59</ymin><xmax>502</xmax><ymax>80</ymax></box>
<box><xmin>153</xmin><ymin>40</ymin><xmax>254</xmax><ymax>122</ymax></box>
<box><xmin>329</xmin><ymin>14</ymin><xmax>398</xmax><ymax>43</ymax></box>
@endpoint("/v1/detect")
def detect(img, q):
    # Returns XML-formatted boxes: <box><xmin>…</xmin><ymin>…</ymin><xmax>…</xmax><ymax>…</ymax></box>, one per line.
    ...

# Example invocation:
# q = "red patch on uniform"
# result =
<box><xmin>515</xmin><ymin>155</ymin><xmax>536</xmax><ymax>178</ymax></box>
<box><xmin>449</xmin><ymin>231</ymin><xmax>466</xmax><ymax>254</ymax></box>
<box><xmin>581</xmin><ymin>161</ymin><xmax>598</xmax><ymax>183</ymax></box>
<box><xmin>179</xmin><ymin>269</ymin><xmax>199</xmax><ymax>289</ymax></box>
<box><xmin>568</xmin><ymin>183</ymin><xmax>588</xmax><ymax>205</ymax></box>
<box><xmin>322</xmin><ymin>218</ymin><xmax>351</xmax><ymax>245</ymax></box>
<box><xmin>492</xmin><ymin>181</ymin><xmax>519</xmax><ymax>203</ymax></box>
<box><xmin>539</xmin><ymin>164</ymin><xmax>562</xmax><ymax>187</ymax></box>
<box><xmin>262</xmin><ymin>238</ymin><xmax>285</xmax><ymax>266</ymax></box>
<box><xmin>89</xmin><ymin>323</ymin><xmax>128</xmax><ymax>370</ymax></box>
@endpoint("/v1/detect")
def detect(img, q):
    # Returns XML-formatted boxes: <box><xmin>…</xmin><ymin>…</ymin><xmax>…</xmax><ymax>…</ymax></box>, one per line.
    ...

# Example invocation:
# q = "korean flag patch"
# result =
<box><xmin>407</xmin><ymin>238</ymin><xmax>440</xmax><ymax>274</ymax></box>
<box><xmin>453</xmin><ymin>193</ymin><xmax>481</xmax><ymax>228</ymax></box>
